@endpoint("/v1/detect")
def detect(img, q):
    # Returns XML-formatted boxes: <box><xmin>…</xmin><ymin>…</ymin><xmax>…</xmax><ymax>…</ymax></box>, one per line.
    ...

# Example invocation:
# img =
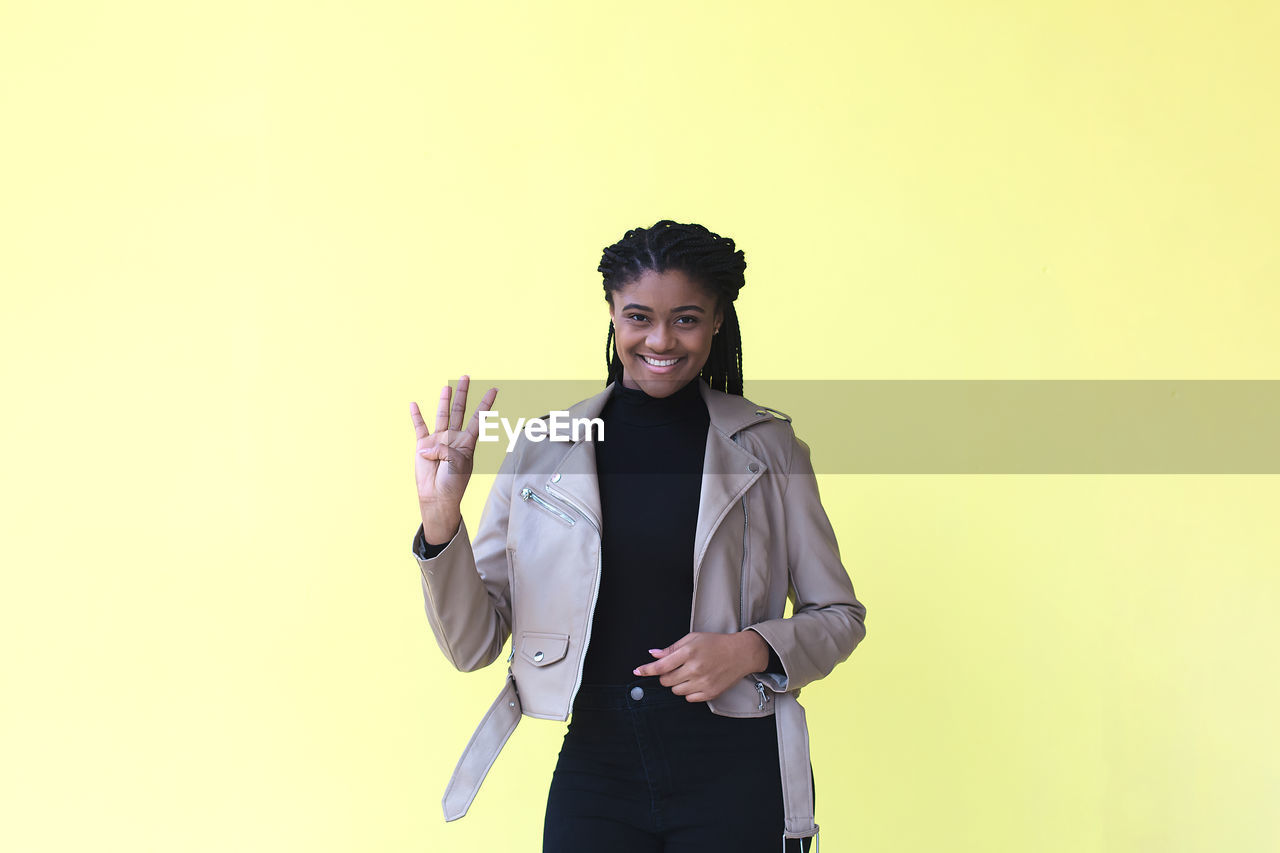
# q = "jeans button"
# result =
<box><xmin>630</xmin><ymin>686</ymin><xmax>644</xmax><ymax>701</ymax></box>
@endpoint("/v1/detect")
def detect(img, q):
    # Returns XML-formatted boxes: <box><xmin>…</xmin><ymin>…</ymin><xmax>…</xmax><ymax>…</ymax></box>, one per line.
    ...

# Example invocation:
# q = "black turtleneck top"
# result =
<box><xmin>414</xmin><ymin>378</ymin><xmax>783</xmax><ymax>683</ymax></box>
<box><xmin>581</xmin><ymin>377</ymin><xmax>711</xmax><ymax>684</ymax></box>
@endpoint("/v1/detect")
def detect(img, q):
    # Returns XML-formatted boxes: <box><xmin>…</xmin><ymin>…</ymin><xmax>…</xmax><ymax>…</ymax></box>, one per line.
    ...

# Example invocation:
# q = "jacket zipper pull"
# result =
<box><xmin>519</xmin><ymin>486</ymin><xmax>575</xmax><ymax>526</ymax></box>
<box><xmin>756</xmin><ymin>680</ymin><xmax>768</xmax><ymax>710</ymax></box>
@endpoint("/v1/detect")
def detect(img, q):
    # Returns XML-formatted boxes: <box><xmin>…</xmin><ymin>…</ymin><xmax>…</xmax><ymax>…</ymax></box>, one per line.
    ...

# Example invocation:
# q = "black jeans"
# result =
<box><xmin>543</xmin><ymin>677</ymin><xmax>815</xmax><ymax>852</ymax></box>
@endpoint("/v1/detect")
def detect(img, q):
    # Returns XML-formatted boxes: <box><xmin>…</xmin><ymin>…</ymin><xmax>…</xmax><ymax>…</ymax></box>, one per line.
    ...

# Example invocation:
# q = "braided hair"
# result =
<box><xmin>598</xmin><ymin>219</ymin><xmax>747</xmax><ymax>395</ymax></box>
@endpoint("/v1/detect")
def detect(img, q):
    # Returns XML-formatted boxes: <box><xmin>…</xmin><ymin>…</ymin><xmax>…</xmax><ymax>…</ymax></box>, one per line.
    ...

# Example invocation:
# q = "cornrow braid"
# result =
<box><xmin>598</xmin><ymin>219</ymin><xmax>747</xmax><ymax>395</ymax></box>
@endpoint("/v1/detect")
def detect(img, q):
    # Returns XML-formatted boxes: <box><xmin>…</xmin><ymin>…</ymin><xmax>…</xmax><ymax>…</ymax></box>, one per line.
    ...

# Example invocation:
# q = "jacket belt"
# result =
<box><xmin>441</xmin><ymin>673</ymin><xmax>521</xmax><ymax>822</ymax></box>
<box><xmin>441</xmin><ymin>676</ymin><xmax>820</xmax><ymax>843</ymax></box>
<box><xmin>775</xmin><ymin>689</ymin><xmax>819</xmax><ymax>843</ymax></box>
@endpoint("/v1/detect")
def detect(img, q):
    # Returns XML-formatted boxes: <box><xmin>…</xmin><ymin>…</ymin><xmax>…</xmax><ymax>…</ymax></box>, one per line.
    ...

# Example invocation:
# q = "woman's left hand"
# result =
<box><xmin>633</xmin><ymin>631</ymin><xmax>770</xmax><ymax>702</ymax></box>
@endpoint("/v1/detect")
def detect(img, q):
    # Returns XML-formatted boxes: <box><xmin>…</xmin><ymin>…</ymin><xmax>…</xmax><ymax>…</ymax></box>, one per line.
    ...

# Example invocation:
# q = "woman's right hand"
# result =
<box><xmin>410</xmin><ymin>375</ymin><xmax>498</xmax><ymax>543</ymax></box>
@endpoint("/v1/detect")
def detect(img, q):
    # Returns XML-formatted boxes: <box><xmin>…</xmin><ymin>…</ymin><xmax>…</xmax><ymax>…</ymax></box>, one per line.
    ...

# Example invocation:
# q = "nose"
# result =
<box><xmin>646</xmin><ymin>324</ymin><xmax>674</xmax><ymax>352</ymax></box>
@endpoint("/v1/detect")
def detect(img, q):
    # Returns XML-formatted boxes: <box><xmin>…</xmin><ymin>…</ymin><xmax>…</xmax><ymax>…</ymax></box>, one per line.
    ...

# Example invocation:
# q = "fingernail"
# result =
<box><xmin>632</xmin><ymin>668</ymin><xmax>640</xmax><ymax>675</ymax></box>
<box><xmin>648</xmin><ymin>649</ymin><xmax>661</xmax><ymax>655</ymax></box>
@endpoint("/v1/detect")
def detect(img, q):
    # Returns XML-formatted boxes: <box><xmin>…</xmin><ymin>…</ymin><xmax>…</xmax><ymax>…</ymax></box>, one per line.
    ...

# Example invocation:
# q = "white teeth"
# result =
<box><xmin>641</xmin><ymin>355</ymin><xmax>680</xmax><ymax>367</ymax></box>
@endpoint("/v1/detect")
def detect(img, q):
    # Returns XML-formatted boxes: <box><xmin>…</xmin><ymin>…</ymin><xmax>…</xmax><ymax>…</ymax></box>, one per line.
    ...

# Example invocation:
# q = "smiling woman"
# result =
<box><xmin>607</xmin><ymin>267</ymin><xmax>724</xmax><ymax>397</ymax></box>
<box><xmin>408</xmin><ymin>219</ymin><xmax>867</xmax><ymax>853</ymax></box>
<box><xmin>601</xmin><ymin>225</ymin><xmax>746</xmax><ymax>397</ymax></box>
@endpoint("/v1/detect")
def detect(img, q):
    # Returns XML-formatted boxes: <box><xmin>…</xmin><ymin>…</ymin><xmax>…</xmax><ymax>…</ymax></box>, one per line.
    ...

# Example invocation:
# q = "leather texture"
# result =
<box><xmin>413</xmin><ymin>380</ymin><xmax>867</xmax><ymax>838</ymax></box>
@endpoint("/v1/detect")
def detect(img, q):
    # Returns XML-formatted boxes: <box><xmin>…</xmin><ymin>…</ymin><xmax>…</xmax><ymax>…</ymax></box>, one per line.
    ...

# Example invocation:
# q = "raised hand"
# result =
<box><xmin>410</xmin><ymin>375</ymin><xmax>498</xmax><ymax>543</ymax></box>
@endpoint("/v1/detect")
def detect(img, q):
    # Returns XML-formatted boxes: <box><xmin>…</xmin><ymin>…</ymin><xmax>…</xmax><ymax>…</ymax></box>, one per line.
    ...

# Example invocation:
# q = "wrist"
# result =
<box><xmin>419</xmin><ymin>503</ymin><xmax>462</xmax><ymax>545</ymax></box>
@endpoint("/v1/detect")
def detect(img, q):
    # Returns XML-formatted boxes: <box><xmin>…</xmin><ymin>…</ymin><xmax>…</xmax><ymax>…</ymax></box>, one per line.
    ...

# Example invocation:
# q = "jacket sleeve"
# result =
<box><xmin>745</xmin><ymin>433</ymin><xmax>867</xmax><ymax>693</ymax></box>
<box><xmin>411</xmin><ymin>449</ymin><xmax>517</xmax><ymax>673</ymax></box>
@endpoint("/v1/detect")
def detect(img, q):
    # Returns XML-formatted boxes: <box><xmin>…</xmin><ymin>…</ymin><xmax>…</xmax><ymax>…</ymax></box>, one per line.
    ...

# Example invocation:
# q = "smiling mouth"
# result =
<box><xmin>640</xmin><ymin>355</ymin><xmax>682</xmax><ymax>367</ymax></box>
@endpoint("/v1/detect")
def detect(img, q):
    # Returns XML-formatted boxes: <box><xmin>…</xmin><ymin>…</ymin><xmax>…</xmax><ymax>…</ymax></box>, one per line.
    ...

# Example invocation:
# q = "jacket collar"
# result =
<box><xmin>542</xmin><ymin>381</ymin><xmax>773</xmax><ymax>585</ymax></box>
<box><xmin>560</xmin><ymin>379</ymin><xmax>773</xmax><ymax>439</ymax></box>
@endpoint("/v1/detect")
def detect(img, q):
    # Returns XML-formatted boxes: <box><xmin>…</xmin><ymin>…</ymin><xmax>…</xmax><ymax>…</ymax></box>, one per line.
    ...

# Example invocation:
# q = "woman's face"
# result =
<box><xmin>608</xmin><ymin>268</ymin><xmax>724</xmax><ymax>398</ymax></box>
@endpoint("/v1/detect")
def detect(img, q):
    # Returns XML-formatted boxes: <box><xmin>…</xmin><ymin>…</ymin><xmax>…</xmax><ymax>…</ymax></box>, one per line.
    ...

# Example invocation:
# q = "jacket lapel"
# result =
<box><xmin>541</xmin><ymin>384</ymin><xmax>612</xmax><ymax>529</ymax></box>
<box><xmin>693</xmin><ymin>381</ymin><xmax>768</xmax><ymax>583</ymax></box>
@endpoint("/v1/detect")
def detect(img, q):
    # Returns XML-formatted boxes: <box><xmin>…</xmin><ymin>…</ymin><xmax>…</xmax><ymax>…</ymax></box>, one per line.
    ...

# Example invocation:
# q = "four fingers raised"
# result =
<box><xmin>464</xmin><ymin>386</ymin><xmax>499</xmax><ymax>438</ymax></box>
<box><xmin>449</xmin><ymin>375</ymin><xmax>470</xmax><ymax>432</ymax></box>
<box><xmin>433</xmin><ymin>383</ymin><xmax>453</xmax><ymax>434</ymax></box>
<box><xmin>414</xmin><ymin>376</ymin><xmax>499</xmax><ymax>443</ymax></box>
<box><xmin>409</xmin><ymin>400</ymin><xmax>429</xmax><ymax>439</ymax></box>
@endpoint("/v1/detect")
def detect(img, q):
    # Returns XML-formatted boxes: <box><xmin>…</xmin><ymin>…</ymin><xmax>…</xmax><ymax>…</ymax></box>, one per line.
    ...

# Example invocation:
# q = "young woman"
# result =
<box><xmin>409</xmin><ymin>220</ymin><xmax>867</xmax><ymax>852</ymax></box>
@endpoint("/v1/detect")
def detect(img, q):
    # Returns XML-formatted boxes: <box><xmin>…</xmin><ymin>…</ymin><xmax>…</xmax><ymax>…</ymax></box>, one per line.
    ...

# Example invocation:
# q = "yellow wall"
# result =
<box><xmin>2</xmin><ymin>2</ymin><xmax>1277</xmax><ymax>850</ymax></box>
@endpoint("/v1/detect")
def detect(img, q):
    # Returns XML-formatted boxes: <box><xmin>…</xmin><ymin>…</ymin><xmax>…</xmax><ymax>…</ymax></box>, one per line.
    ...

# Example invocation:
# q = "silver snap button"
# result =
<box><xmin>533</xmin><ymin>650</ymin><xmax>544</xmax><ymax>662</ymax></box>
<box><xmin>508</xmin><ymin>701</ymin><xmax>515</xmax><ymax>708</ymax></box>
<box><xmin>551</xmin><ymin>472</ymin><xmax>561</xmax><ymax>483</ymax></box>
<box><xmin>630</xmin><ymin>686</ymin><xmax>644</xmax><ymax>701</ymax></box>
<box><xmin>748</xmin><ymin>462</ymin><xmax>760</xmax><ymax>473</ymax></box>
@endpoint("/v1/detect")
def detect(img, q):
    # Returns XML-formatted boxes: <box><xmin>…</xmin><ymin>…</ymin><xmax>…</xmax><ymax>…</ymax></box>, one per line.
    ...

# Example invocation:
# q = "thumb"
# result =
<box><xmin>419</xmin><ymin>446</ymin><xmax>453</xmax><ymax>463</ymax></box>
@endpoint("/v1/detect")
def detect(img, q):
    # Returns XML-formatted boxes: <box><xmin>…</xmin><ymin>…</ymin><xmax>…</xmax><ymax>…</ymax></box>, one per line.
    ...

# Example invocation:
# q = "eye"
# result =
<box><xmin>674</xmin><ymin>315</ymin><xmax>699</xmax><ymax>325</ymax></box>
<box><xmin>625</xmin><ymin>313</ymin><xmax>648</xmax><ymax>323</ymax></box>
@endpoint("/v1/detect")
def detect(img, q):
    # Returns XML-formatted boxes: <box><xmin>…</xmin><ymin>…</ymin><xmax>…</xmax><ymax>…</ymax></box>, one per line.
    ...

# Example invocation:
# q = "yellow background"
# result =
<box><xmin>2</xmin><ymin>2</ymin><xmax>1277</xmax><ymax>851</ymax></box>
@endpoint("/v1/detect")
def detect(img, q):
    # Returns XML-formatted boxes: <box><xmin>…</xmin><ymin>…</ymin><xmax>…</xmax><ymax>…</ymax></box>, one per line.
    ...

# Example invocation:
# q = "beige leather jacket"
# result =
<box><xmin>412</xmin><ymin>380</ymin><xmax>867</xmax><ymax>844</ymax></box>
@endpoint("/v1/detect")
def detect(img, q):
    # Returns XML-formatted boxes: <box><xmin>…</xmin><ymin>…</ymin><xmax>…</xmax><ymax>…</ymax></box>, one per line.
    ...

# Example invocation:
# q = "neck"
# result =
<box><xmin>607</xmin><ymin>378</ymin><xmax>706</xmax><ymax>426</ymax></box>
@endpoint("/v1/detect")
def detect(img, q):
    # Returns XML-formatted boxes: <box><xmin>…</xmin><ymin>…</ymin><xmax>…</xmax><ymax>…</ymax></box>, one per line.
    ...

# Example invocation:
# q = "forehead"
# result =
<box><xmin>614</xmin><ymin>268</ymin><xmax>715</xmax><ymax>308</ymax></box>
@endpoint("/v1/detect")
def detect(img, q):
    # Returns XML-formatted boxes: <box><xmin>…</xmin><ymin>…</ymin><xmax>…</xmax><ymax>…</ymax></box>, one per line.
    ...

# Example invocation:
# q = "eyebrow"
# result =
<box><xmin>620</xmin><ymin>303</ymin><xmax>707</xmax><ymax>314</ymax></box>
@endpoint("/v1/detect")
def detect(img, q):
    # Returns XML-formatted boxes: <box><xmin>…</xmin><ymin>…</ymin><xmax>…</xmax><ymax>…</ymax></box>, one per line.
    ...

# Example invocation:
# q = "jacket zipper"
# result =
<box><xmin>543</xmin><ymin>482</ymin><xmax>602</xmax><ymax>712</ymax></box>
<box><xmin>738</xmin><ymin>493</ymin><xmax>748</xmax><ymax>631</ymax></box>
<box><xmin>733</xmin><ymin>432</ymin><xmax>769</xmax><ymax>712</ymax></box>
<box><xmin>519</xmin><ymin>487</ymin><xmax>576</xmax><ymax>526</ymax></box>
<box><xmin>744</xmin><ymin>493</ymin><xmax>767</xmax><ymax>709</ymax></box>
<box><xmin>732</xmin><ymin>432</ymin><xmax>750</xmax><ymax>630</ymax></box>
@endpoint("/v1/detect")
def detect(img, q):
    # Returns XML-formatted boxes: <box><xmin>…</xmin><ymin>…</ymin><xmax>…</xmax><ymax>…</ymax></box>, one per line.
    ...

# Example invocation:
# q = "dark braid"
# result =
<box><xmin>598</xmin><ymin>219</ymin><xmax>747</xmax><ymax>395</ymax></box>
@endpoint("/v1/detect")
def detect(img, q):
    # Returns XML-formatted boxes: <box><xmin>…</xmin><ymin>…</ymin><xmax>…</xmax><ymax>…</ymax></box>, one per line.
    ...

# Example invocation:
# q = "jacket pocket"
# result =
<box><xmin>518</xmin><ymin>486</ymin><xmax>576</xmax><ymax>527</ymax></box>
<box><xmin>518</xmin><ymin>631</ymin><xmax>570</xmax><ymax>667</ymax></box>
